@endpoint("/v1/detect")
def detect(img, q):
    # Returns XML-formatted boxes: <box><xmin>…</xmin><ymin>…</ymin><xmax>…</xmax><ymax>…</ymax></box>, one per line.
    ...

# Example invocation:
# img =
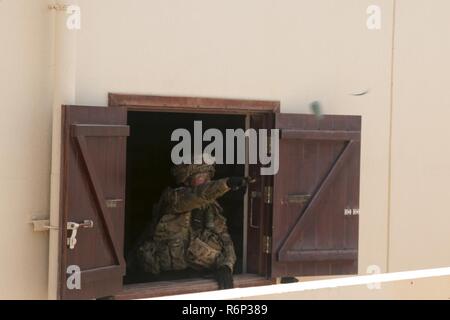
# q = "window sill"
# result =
<box><xmin>114</xmin><ymin>274</ymin><xmax>274</xmax><ymax>300</ymax></box>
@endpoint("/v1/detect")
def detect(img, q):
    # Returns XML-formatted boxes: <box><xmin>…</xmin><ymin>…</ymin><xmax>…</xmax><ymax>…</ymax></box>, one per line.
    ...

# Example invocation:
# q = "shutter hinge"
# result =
<box><xmin>263</xmin><ymin>236</ymin><xmax>272</xmax><ymax>254</ymax></box>
<box><xmin>264</xmin><ymin>186</ymin><xmax>273</xmax><ymax>204</ymax></box>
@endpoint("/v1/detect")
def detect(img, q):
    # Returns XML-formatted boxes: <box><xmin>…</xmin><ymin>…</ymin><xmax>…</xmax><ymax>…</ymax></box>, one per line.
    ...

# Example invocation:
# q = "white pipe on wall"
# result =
<box><xmin>47</xmin><ymin>0</ymin><xmax>78</xmax><ymax>300</ymax></box>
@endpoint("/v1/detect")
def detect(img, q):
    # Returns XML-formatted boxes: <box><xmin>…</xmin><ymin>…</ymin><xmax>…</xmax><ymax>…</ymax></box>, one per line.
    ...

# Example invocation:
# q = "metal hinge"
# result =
<box><xmin>264</xmin><ymin>186</ymin><xmax>273</xmax><ymax>204</ymax></box>
<box><xmin>263</xmin><ymin>236</ymin><xmax>272</xmax><ymax>254</ymax></box>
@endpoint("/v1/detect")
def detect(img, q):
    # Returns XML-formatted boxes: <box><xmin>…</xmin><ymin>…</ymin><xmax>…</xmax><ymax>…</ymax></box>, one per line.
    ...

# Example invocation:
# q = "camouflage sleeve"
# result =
<box><xmin>167</xmin><ymin>178</ymin><xmax>230</xmax><ymax>213</ymax></box>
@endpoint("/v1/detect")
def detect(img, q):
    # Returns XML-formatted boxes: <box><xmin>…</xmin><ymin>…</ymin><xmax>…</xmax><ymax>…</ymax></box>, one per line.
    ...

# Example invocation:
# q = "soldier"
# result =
<box><xmin>132</xmin><ymin>160</ymin><xmax>249</xmax><ymax>289</ymax></box>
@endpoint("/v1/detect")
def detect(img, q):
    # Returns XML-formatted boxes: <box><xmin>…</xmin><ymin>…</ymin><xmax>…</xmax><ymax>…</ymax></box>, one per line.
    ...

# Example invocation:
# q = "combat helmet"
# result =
<box><xmin>171</xmin><ymin>153</ymin><xmax>216</xmax><ymax>185</ymax></box>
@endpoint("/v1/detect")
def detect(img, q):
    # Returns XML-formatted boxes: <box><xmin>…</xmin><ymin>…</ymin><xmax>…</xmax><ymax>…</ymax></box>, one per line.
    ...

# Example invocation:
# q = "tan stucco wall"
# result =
<box><xmin>0</xmin><ymin>0</ymin><xmax>54</xmax><ymax>299</ymax></box>
<box><xmin>0</xmin><ymin>0</ymin><xmax>449</xmax><ymax>299</ymax></box>
<box><xmin>389</xmin><ymin>0</ymin><xmax>450</xmax><ymax>272</ymax></box>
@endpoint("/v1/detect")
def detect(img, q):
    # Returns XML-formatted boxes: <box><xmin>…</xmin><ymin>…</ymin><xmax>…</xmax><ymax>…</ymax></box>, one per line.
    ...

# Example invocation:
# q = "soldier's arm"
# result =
<box><xmin>168</xmin><ymin>178</ymin><xmax>231</xmax><ymax>213</ymax></box>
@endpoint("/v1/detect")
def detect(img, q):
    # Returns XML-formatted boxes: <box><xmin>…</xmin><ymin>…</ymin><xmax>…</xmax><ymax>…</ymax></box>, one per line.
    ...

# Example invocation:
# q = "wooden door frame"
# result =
<box><xmin>108</xmin><ymin>93</ymin><xmax>280</xmax><ymax>114</ymax></box>
<box><xmin>108</xmin><ymin>93</ymin><xmax>279</xmax><ymax>298</ymax></box>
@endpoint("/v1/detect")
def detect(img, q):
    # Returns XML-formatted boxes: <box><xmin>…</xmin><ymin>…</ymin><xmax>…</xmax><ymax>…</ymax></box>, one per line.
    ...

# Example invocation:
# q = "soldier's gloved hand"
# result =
<box><xmin>226</xmin><ymin>177</ymin><xmax>248</xmax><ymax>191</ymax></box>
<box><xmin>215</xmin><ymin>265</ymin><xmax>234</xmax><ymax>290</ymax></box>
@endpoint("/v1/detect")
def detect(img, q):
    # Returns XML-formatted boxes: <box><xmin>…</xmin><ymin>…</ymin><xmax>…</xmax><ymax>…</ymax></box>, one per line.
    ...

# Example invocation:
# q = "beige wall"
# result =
<box><xmin>389</xmin><ymin>0</ymin><xmax>450</xmax><ymax>272</ymax></box>
<box><xmin>0</xmin><ymin>0</ymin><xmax>54</xmax><ymax>299</ymax></box>
<box><xmin>0</xmin><ymin>0</ymin><xmax>449</xmax><ymax>299</ymax></box>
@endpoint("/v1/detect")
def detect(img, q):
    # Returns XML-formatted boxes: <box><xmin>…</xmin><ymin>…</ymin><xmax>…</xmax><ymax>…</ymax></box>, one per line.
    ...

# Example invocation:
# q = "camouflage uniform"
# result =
<box><xmin>136</xmin><ymin>176</ymin><xmax>237</xmax><ymax>275</ymax></box>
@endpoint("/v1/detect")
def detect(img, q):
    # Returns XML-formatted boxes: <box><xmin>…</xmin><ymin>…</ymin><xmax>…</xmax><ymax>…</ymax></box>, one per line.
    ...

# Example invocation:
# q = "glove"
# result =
<box><xmin>215</xmin><ymin>265</ymin><xmax>234</xmax><ymax>289</ymax></box>
<box><xmin>226</xmin><ymin>177</ymin><xmax>248</xmax><ymax>191</ymax></box>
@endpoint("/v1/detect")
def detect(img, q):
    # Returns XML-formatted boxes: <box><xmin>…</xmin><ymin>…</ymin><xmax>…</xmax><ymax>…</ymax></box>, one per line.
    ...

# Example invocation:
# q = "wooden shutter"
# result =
<box><xmin>271</xmin><ymin>113</ymin><xmax>361</xmax><ymax>277</ymax></box>
<box><xmin>59</xmin><ymin>105</ymin><xmax>129</xmax><ymax>299</ymax></box>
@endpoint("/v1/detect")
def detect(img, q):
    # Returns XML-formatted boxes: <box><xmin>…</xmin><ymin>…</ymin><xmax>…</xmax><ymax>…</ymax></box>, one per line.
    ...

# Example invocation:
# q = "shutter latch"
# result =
<box><xmin>30</xmin><ymin>217</ymin><xmax>58</xmax><ymax>232</ymax></box>
<box><xmin>67</xmin><ymin>220</ymin><xmax>94</xmax><ymax>250</ymax></box>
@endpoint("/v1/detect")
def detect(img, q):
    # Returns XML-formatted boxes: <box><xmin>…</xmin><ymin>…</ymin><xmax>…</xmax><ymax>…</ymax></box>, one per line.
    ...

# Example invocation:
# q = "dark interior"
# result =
<box><xmin>124</xmin><ymin>111</ymin><xmax>246</xmax><ymax>284</ymax></box>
